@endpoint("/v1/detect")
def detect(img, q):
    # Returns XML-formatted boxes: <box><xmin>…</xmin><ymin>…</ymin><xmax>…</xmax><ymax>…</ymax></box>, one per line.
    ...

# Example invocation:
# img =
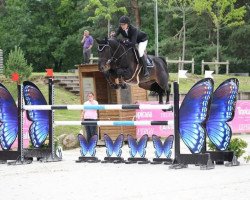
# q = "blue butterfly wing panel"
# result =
<box><xmin>206</xmin><ymin>78</ymin><xmax>239</xmax><ymax>151</ymax></box>
<box><xmin>78</xmin><ymin>134</ymin><xmax>89</xmax><ymax>156</ymax></box>
<box><xmin>206</xmin><ymin>121</ymin><xmax>232</xmax><ymax>150</ymax></box>
<box><xmin>23</xmin><ymin>81</ymin><xmax>49</xmax><ymax>148</ymax></box>
<box><xmin>127</xmin><ymin>134</ymin><xmax>139</xmax><ymax>158</ymax></box>
<box><xmin>88</xmin><ymin>134</ymin><xmax>98</xmax><ymax>156</ymax></box>
<box><xmin>137</xmin><ymin>134</ymin><xmax>148</xmax><ymax>158</ymax></box>
<box><xmin>179</xmin><ymin>78</ymin><xmax>214</xmax><ymax>153</ymax></box>
<box><xmin>112</xmin><ymin>134</ymin><xmax>124</xmax><ymax>157</ymax></box>
<box><xmin>104</xmin><ymin>134</ymin><xmax>114</xmax><ymax>157</ymax></box>
<box><xmin>0</xmin><ymin>84</ymin><xmax>18</xmax><ymax>150</ymax></box>
<box><xmin>163</xmin><ymin>135</ymin><xmax>174</xmax><ymax>158</ymax></box>
<box><xmin>208</xmin><ymin>78</ymin><xmax>238</xmax><ymax>122</ymax></box>
<box><xmin>152</xmin><ymin>135</ymin><xmax>164</xmax><ymax>158</ymax></box>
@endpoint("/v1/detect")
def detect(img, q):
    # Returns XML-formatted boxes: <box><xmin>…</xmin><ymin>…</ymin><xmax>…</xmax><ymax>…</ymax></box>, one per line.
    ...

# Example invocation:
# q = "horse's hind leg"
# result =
<box><xmin>156</xmin><ymin>82</ymin><xmax>170</xmax><ymax>104</ymax></box>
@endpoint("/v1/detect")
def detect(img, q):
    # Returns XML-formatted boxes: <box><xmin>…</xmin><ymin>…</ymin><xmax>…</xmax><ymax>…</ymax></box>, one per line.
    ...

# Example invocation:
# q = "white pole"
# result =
<box><xmin>154</xmin><ymin>0</ymin><xmax>159</xmax><ymax>57</ymax></box>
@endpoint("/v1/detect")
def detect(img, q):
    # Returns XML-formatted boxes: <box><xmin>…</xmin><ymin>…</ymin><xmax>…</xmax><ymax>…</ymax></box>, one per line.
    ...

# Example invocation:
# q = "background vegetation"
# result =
<box><xmin>0</xmin><ymin>0</ymin><xmax>249</xmax><ymax>74</ymax></box>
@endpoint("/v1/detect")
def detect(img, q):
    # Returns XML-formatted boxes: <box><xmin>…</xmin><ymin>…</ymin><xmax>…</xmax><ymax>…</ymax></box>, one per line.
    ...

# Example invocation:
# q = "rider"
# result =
<box><xmin>111</xmin><ymin>15</ymin><xmax>150</xmax><ymax>78</ymax></box>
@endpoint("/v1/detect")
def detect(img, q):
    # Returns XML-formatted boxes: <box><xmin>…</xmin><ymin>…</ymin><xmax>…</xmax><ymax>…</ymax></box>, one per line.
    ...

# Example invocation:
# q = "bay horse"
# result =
<box><xmin>96</xmin><ymin>38</ymin><xmax>170</xmax><ymax>104</ymax></box>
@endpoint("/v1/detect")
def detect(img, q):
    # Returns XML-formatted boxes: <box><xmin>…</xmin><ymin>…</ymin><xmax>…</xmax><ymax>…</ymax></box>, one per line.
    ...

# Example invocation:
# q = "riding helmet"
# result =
<box><xmin>119</xmin><ymin>16</ymin><xmax>130</xmax><ymax>24</ymax></box>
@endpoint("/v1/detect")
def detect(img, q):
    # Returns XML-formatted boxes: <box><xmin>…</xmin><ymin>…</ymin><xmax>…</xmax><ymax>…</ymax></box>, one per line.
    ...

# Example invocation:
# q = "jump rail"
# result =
<box><xmin>54</xmin><ymin>120</ymin><xmax>173</xmax><ymax>126</ymax></box>
<box><xmin>23</xmin><ymin>104</ymin><xmax>173</xmax><ymax>111</ymax></box>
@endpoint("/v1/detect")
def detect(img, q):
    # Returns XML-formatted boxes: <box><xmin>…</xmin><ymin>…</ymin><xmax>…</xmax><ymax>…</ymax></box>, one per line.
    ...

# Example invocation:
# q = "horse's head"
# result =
<box><xmin>96</xmin><ymin>38</ymin><xmax>121</xmax><ymax>73</ymax></box>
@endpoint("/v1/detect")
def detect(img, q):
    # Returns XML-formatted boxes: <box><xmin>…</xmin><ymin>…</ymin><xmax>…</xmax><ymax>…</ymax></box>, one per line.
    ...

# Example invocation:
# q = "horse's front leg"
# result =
<box><xmin>165</xmin><ymin>83</ymin><xmax>171</xmax><ymax>104</ymax></box>
<box><xmin>118</xmin><ymin>77</ymin><xmax>127</xmax><ymax>89</ymax></box>
<box><xmin>159</xmin><ymin>93</ymin><xmax>163</xmax><ymax>104</ymax></box>
<box><xmin>159</xmin><ymin>94</ymin><xmax>169</xmax><ymax>112</ymax></box>
<box><xmin>166</xmin><ymin>90</ymin><xmax>170</xmax><ymax>104</ymax></box>
<box><xmin>104</xmin><ymin>73</ymin><xmax>119</xmax><ymax>89</ymax></box>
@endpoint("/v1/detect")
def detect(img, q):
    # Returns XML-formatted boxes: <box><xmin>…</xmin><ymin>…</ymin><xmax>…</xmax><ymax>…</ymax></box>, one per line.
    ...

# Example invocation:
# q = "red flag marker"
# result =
<box><xmin>11</xmin><ymin>72</ymin><xmax>19</xmax><ymax>82</ymax></box>
<box><xmin>46</xmin><ymin>69</ymin><xmax>54</xmax><ymax>77</ymax></box>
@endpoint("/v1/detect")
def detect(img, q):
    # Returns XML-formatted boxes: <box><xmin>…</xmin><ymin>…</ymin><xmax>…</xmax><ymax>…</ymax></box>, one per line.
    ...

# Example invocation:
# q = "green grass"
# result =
<box><xmin>36</xmin><ymin>84</ymin><xmax>82</xmax><ymax>137</ymax></box>
<box><xmin>0</xmin><ymin>72</ymin><xmax>249</xmax><ymax>137</ymax></box>
<box><xmin>169</xmin><ymin>73</ymin><xmax>250</xmax><ymax>93</ymax></box>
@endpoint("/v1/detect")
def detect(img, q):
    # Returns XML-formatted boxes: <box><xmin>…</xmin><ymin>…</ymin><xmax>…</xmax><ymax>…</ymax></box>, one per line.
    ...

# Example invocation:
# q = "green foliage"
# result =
<box><xmin>193</xmin><ymin>0</ymin><xmax>246</xmax><ymax>61</ymax></box>
<box><xmin>0</xmin><ymin>0</ymin><xmax>250</xmax><ymax>72</ymax></box>
<box><xmin>227</xmin><ymin>25</ymin><xmax>250</xmax><ymax>73</ymax></box>
<box><xmin>208</xmin><ymin>137</ymin><xmax>250</xmax><ymax>162</ymax></box>
<box><xmin>84</xmin><ymin>0</ymin><xmax>127</xmax><ymax>35</ymax></box>
<box><xmin>194</xmin><ymin>0</ymin><xmax>246</xmax><ymax>27</ymax></box>
<box><xmin>228</xmin><ymin>137</ymin><xmax>248</xmax><ymax>158</ymax></box>
<box><xmin>244</xmin><ymin>155</ymin><xmax>250</xmax><ymax>163</ymax></box>
<box><xmin>4</xmin><ymin>46</ymin><xmax>32</xmax><ymax>81</ymax></box>
<box><xmin>84</xmin><ymin>0</ymin><xmax>127</xmax><ymax>21</ymax></box>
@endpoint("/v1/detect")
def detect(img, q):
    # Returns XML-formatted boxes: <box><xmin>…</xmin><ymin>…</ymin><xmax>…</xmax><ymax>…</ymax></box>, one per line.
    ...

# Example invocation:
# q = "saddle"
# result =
<box><xmin>146</xmin><ymin>56</ymin><xmax>153</xmax><ymax>67</ymax></box>
<box><xmin>132</xmin><ymin>48</ymin><xmax>154</xmax><ymax>67</ymax></box>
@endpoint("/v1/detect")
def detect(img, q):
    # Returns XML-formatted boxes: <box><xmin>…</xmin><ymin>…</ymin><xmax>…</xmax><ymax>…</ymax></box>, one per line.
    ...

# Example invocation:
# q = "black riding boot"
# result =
<box><xmin>139</xmin><ymin>56</ymin><xmax>150</xmax><ymax>79</ymax></box>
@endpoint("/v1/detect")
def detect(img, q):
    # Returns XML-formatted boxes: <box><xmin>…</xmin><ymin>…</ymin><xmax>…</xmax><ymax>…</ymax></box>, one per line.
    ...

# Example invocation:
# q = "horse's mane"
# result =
<box><xmin>98</xmin><ymin>37</ymin><xmax>124</xmax><ymax>47</ymax></box>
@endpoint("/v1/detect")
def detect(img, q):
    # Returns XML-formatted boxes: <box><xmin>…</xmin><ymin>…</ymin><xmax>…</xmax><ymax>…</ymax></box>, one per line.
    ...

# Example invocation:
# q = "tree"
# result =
<box><xmin>131</xmin><ymin>0</ymin><xmax>141</xmax><ymax>27</ymax></box>
<box><xmin>4</xmin><ymin>46</ymin><xmax>33</xmax><ymax>81</ymax></box>
<box><xmin>23</xmin><ymin>0</ymin><xmax>87</xmax><ymax>71</ymax></box>
<box><xmin>194</xmin><ymin>0</ymin><xmax>246</xmax><ymax>62</ymax></box>
<box><xmin>160</xmin><ymin>0</ymin><xmax>194</xmax><ymax>68</ymax></box>
<box><xmin>0</xmin><ymin>0</ymin><xmax>30</xmax><ymax>59</ymax></box>
<box><xmin>0</xmin><ymin>0</ymin><xmax>91</xmax><ymax>72</ymax></box>
<box><xmin>227</xmin><ymin>25</ymin><xmax>250</xmax><ymax>73</ymax></box>
<box><xmin>84</xmin><ymin>0</ymin><xmax>127</xmax><ymax>36</ymax></box>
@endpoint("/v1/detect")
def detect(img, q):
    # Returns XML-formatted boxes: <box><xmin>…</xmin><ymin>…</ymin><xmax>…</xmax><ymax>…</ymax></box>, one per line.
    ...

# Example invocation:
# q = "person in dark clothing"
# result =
<box><xmin>111</xmin><ymin>16</ymin><xmax>150</xmax><ymax>78</ymax></box>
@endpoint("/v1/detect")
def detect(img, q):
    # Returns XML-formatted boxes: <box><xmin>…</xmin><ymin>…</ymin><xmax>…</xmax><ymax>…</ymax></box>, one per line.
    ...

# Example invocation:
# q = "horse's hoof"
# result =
<box><xmin>111</xmin><ymin>84</ymin><xmax>119</xmax><ymax>89</ymax></box>
<box><xmin>120</xmin><ymin>84</ymin><xmax>127</xmax><ymax>89</ymax></box>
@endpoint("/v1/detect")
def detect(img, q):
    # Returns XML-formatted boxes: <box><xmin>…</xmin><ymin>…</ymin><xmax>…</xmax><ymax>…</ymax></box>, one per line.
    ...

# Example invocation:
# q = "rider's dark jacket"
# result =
<box><xmin>115</xmin><ymin>25</ymin><xmax>148</xmax><ymax>47</ymax></box>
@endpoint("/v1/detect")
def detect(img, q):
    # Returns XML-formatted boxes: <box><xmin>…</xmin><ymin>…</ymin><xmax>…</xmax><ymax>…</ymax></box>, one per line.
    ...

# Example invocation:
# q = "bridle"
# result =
<box><xmin>97</xmin><ymin>41</ymin><xmax>132</xmax><ymax>67</ymax></box>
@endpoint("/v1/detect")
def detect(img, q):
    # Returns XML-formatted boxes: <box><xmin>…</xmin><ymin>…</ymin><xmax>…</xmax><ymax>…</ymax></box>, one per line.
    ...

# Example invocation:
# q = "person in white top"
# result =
<box><xmin>81</xmin><ymin>92</ymin><xmax>98</xmax><ymax>142</ymax></box>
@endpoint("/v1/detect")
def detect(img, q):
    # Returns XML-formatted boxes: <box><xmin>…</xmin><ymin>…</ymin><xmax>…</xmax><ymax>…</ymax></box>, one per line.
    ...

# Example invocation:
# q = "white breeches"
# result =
<box><xmin>138</xmin><ymin>40</ymin><xmax>148</xmax><ymax>57</ymax></box>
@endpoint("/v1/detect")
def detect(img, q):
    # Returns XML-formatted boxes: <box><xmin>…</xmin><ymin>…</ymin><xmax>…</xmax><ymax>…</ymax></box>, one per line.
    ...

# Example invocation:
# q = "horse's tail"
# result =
<box><xmin>157</xmin><ymin>56</ymin><xmax>171</xmax><ymax>92</ymax></box>
<box><xmin>158</xmin><ymin>56</ymin><xmax>169</xmax><ymax>73</ymax></box>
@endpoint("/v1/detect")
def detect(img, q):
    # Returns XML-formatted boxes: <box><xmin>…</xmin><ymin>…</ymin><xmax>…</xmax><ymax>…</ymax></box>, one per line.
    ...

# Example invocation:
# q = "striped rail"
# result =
<box><xmin>23</xmin><ymin>104</ymin><xmax>173</xmax><ymax>111</ymax></box>
<box><xmin>54</xmin><ymin>120</ymin><xmax>173</xmax><ymax>126</ymax></box>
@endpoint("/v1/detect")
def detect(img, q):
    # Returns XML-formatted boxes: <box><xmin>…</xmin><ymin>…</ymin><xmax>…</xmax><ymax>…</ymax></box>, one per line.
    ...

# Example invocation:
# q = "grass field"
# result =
<box><xmin>0</xmin><ymin>73</ymin><xmax>249</xmax><ymax>137</ymax></box>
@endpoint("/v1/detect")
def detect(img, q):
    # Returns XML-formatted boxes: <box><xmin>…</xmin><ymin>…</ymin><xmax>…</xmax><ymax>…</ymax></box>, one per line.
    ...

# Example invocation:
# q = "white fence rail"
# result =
<box><xmin>90</xmin><ymin>54</ymin><xmax>99</xmax><ymax>64</ymax></box>
<box><xmin>201</xmin><ymin>60</ymin><xmax>229</xmax><ymax>75</ymax></box>
<box><xmin>166</xmin><ymin>57</ymin><xmax>195</xmax><ymax>74</ymax></box>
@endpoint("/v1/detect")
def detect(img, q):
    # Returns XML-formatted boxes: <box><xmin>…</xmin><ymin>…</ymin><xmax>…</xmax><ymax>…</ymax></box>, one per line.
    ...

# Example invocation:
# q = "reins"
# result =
<box><xmin>98</xmin><ymin>39</ymin><xmax>141</xmax><ymax>83</ymax></box>
<box><xmin>98</xmin><ymin>40</ymin><xmax>132</xmax><ymax>64</ymax></box>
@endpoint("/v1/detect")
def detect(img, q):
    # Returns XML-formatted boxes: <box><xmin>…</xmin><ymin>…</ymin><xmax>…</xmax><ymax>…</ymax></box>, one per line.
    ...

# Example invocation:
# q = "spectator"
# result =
<box><xmin>81</xmin><ymin>30</ymin><xmax>93</xmax><ymax>64</ymax></box>
<box><xmin>81</xmin><ymin>92</ymin><xmax>98</xmax><ymax>142</ymax></box>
